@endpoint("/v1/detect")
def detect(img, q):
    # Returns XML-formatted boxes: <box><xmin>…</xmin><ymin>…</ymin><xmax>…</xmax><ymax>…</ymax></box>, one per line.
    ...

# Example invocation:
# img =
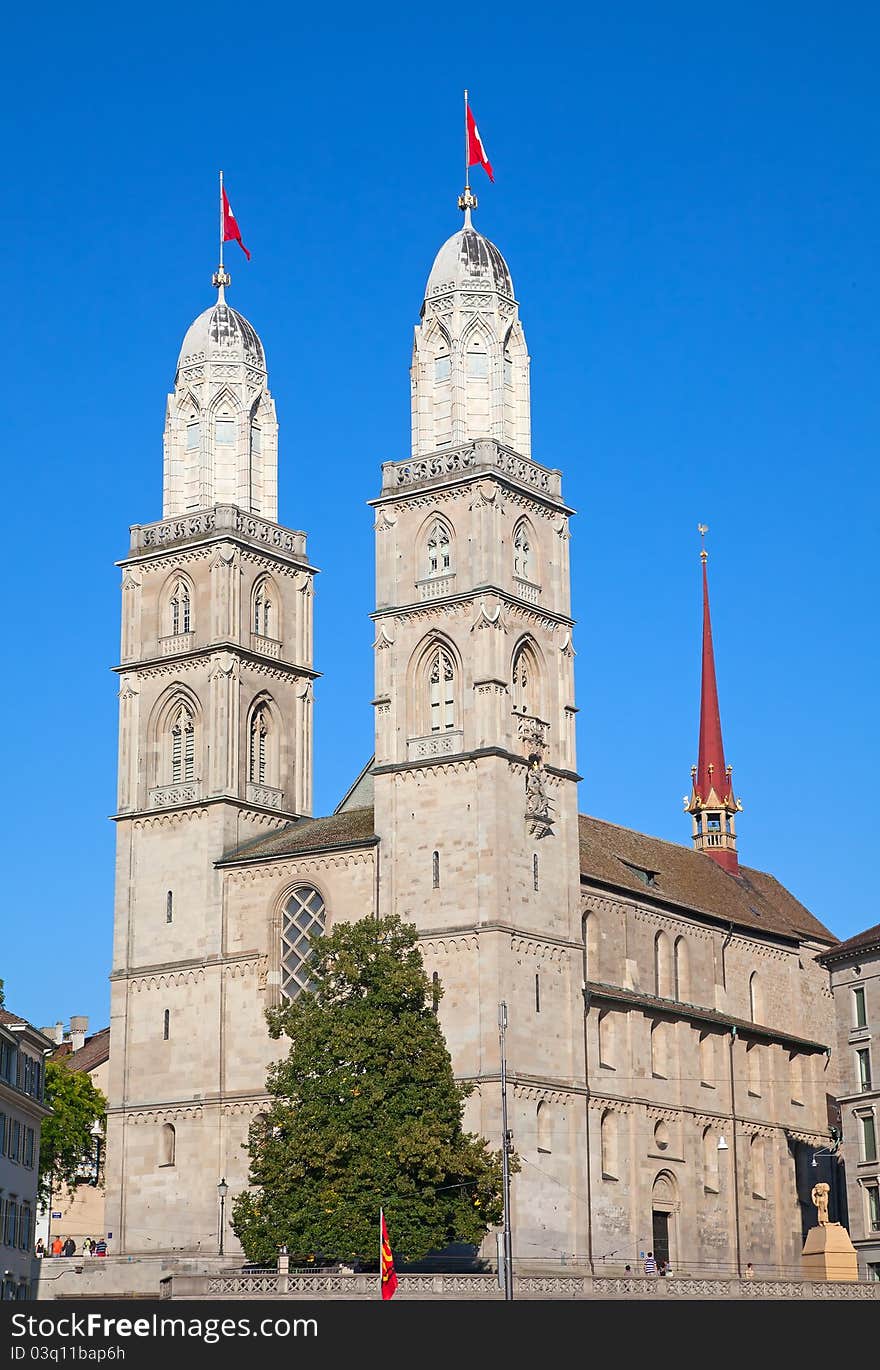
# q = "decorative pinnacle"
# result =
<box><xmin>698</xmin><ymin>522</ymin><xmax>709</xmax><ymax>563</ymax></box>
<box><xmin>458</xmin><ymin>185</ymin><xmax>478</xmax><ymax>214</ymax></box>
<box><xmin>212</xmin><ymin>265</ymin><xmax>231</xmax><ymax>294</ymax></box>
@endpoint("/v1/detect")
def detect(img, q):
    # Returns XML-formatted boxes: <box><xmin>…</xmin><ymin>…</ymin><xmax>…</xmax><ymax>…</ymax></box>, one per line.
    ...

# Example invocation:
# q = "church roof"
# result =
<box><xmin>816</xmin><ymin>920</ymin><xmax>880</xmax><ymax>964</ymax></box>
<box><xmin>425</xmin><ymin>224</ymin><xmax>514</xmax><ymax>299</ymax></box>
<box><xmin>578</xmin><ymin>813</ymin><xmax>835</xmax><ymax>944</ymax></box>
<box><xmin>176</xmin><ymin>299</ymin><xmax>265</xmax><ymax>373</ymax></box>
<box><xmin>218</xmin><ymin>805</ymin><xmax>378</xmax><ymax>865</ymax></box>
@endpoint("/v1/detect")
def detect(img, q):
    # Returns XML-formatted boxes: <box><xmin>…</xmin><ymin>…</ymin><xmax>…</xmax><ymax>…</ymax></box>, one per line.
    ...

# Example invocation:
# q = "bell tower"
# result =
<box><xmin>370</xmin><ymin>204</ymin><xmax>587</xmax><ymax>1262</ymax></box>
<box><xmin>105</xmin><ymin>272</ymin><xmax>316</xmax><ymax>1253</ymax></box>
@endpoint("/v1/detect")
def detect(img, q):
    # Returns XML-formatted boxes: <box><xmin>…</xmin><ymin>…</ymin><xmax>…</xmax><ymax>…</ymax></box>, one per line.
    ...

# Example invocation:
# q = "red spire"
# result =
<box><xmin>686</xmin><ymin>537</ymin><xmax>741</xmax><ymax>874</ymax></box>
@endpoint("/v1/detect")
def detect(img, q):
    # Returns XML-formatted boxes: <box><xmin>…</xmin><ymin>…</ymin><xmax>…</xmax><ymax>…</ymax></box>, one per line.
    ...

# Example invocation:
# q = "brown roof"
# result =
<box><xmin>0</xmin><ymin>1009</ymin><xmax>26</xmax><ymax>1026</ymax></box>
<box><xmin>52</xmin><ymin>1027</ymin><xmax>110</xmax><ymax>1075</ymax></box>
<box><xmin>579</xmin><ymin>813</ymin><xmax>835</xmax><ymax>944</ymax></box>
<box><xmin>816</xmin><ymin>921</ymin><xmax>880</xmax><ymax>965</ymax></box>
<box><xmin>219</xmin><ymin>806</ymin><xmax>378</xmax><ymax>865</ymax></box>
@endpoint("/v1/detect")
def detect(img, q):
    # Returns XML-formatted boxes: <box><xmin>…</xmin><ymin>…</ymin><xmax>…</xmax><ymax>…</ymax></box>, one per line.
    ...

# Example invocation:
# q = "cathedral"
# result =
<box><xmin>105</xmin><ymin>195</ymin><xmax>839</xmax><ymax>1277</ymax></box>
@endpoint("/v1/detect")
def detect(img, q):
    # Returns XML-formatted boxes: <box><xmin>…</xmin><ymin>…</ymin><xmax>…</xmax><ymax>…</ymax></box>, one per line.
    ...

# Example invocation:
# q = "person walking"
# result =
<box><xmin>82</xmin><ymin>1237</ymin><xmax>92</xmax><ymax>1256</ymax></box>
<box><xmin>51</xmin><ymin>1236</ymin><xmax>63</xmax><ymax>1257</ymax></box>
<box><xmin>34</xmin><ymin>1239</ymin><xmax>45</xmax><ymax>1258</ymax></box>
<box><xmin>744</xmin><ymin>1262</ymin><xmax>755</xmax><ymax>1279</ymax></box>
<box><xmin>644</xmin><ymin>1251</ymin><xmax>657</xmax><ymax>1275</ymax></box>
<box><xmin>94</xmin><ymin>1238</ymin><xmax>107</xmax><ymax>1257</ymax></box>
<box><xmin>62</xmin><ymin>1236</ymin><xmax>76</xmax><ymax>1257</ymax></box>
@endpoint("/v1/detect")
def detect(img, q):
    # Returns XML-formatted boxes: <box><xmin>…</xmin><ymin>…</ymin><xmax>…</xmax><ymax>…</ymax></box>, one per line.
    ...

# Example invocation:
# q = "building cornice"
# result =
<box><xmin>372</xmin><ymin>747</ymin><xmax>581</xmax><ymax>783</ymax></box>
<box><xmin>112</xmin><ymin>643</ymin><xmax>320</xmax><ymax>680</ymax></box>
<box><xmin>371</xmin><ymin>586</ymin><xmax>575</xmax><ymax>628</ymax></box>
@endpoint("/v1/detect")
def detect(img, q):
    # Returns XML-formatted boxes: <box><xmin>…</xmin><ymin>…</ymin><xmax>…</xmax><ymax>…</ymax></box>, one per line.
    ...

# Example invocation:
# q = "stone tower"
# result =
<box><xmin>105</xmin><ymin>279</ymin><xmax>317</xmax><ymax>1253</ymax></box>
<box><xmin>685</xmin><ymin>542</ymin><xmax>742</xmax><ymax>873</ymax></box>
<box><xmin>370</xmin><ymin>207</ymin><xmax>587</xmax><ymax>1261</ymax></box>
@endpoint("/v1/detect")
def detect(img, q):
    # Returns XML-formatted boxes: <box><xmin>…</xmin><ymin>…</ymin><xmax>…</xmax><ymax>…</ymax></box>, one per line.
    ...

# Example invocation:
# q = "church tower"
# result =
<box><xmin>105</xmin><ymin>270</ymin><xmax>316</xmax><ymax>1253</ymax></box>
<box><xmin>685</xmin><ymin>538</ymin><xmax>742</xmax><ymax>873</ymax></box>
<box><xmin>371</xmin><ymin>203</ymin><xmax>587</xmax><ymax>1261</ymax></box>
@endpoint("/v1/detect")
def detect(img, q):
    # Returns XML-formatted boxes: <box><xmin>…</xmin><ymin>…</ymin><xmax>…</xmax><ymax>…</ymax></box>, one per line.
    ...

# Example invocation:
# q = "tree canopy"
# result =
<box><xmin>231</xmin><ymin>914</ymin><xmax>511</xmax><ymax>1266</ymax></box>
<box><xmin>39</xmin><ymin>1060</ymin><xmax>107</xmax><ymax>1206</ymax></box>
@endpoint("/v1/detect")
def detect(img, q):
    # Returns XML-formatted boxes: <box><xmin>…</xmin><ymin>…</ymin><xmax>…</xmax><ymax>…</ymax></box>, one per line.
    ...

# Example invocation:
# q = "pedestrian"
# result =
<box><xmin>657</xmin><ymin>1258</ymin><xmax>667</xmax><ymax>1276</ymax></box>
<box><xmin>51</xmin><ymin>1236</ymin><xmax>63</xmax><ymax>1256</ymax></box>
<box><xmin>644</xmin><ymin>1251</ymin><xmax>657</xmax><ymax>1275</ymax></box>
<box><xmin>82</xmin><ymin>1237</ymin><xmax>92</xmax><ymax>1256</ymax></box>
<box><xmin>62</xmin><ymin>1236</ymin><xmax>76</xmax><ymax>1257</ymax></box>
<box><xmin>744</xmin><ymin>1262</ymin><xmax>755</xmax><ymax>1279</ymax></box>
<box><xmin>34</xmin><ymin>1239</ymin><xmax>45</xmax><ymax>1258</ymax></box>
<box><xmin>623</xmin><ymin>1264</ymin><xmax>632</xmax><ymax>1276</ymax></box>
<box><xmin>94</xmin><ymin>1238</ymin><xmax>107</xmax><ymax>1257</ymax></box>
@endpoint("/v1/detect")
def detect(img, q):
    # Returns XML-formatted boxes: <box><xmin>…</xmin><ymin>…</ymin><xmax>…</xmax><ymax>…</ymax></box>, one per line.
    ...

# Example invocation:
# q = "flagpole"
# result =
<box><xmin>213</xmin><ymin>170</ymin><xmax>230</xmax><ymax>295</ymax></box>
<box><xmin>464</xmin><ymin>89</ymin><xmax>469</xmax><ymax>197</ymax></box>
<box><xmin>219</xmin><ymin>169</ymin><xmax>224</xmax><ymax>273</ymax></box>
<box><xmin>458</xmin><ymin>89</ymin><xmax>477</xmax><ymax>217</ymax></box>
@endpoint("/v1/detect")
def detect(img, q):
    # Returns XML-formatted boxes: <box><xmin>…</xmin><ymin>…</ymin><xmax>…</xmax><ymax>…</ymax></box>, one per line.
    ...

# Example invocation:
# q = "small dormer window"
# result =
<box><xmin>186</xmin><ymin>421</ymin><xmax>200</xmax><ymax>450</ymax></box>
<box><xmin>216</xmin><ymin>418</ymin><xmax>235</xmax><ymax>445</ymax></box>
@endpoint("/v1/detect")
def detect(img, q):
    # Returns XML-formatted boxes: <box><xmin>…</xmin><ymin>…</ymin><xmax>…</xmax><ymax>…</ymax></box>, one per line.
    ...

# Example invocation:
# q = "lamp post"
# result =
<box><xmin>89</xmin><ymin>1120</ymin><xmax>103</xmax><ymax>1187</ymax></box>
<box><xmin>217</xmin><ymin>1178</ymin><xmax>229</xmax><ymax>1257</ymax></box>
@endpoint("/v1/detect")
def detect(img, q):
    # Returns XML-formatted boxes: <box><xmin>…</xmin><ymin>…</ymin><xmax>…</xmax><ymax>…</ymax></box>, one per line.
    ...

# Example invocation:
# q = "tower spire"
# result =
<box><xmin>685</xmin><ymin>526</ymin><xmax>742</xmax><ymax>873</ymax></box>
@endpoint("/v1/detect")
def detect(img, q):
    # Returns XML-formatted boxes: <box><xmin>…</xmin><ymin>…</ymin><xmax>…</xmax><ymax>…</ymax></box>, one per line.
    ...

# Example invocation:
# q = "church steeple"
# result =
<box><xmin>685</xmin><ymin>530</ymin><xmax>742</xmax><ymax>874</ymax></box>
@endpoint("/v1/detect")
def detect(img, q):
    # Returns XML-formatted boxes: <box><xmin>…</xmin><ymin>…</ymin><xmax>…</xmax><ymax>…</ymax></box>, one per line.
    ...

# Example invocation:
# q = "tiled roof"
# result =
<box><xmin>52</xmin><ymin>1027</ymin><xmax>110</xmax><ymax>1075</ymax></box>
<box><xmin>816</xmin><ymin>921</ymin><xmax>880</xmax><ymax>964</ymax></box>
<box><xmin>0</xmin><ymin>1009</ymin><xmax>26</xmax><ymax>1026</ymax></box>
<box><xmin>219</xmin><ymin>806</ymin><xmax>378</xmax><ymax>865</ymax></box>
<box><xmin>578</xmin><ymin>813</ymin><xmax>835</xmax><ymax>943</ymax></box>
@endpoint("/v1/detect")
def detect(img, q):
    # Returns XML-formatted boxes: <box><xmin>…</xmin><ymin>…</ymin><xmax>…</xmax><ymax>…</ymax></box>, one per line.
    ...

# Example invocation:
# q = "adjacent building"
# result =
<box><xmin>818</xmin><ymin>923</ymin><xmax>880</xmax><ymax>1279</ymax></box>
<box><xmin>0</xmin><ymin>1010</ymin><xmax>53</xmax><ymax>1297</ymax></box>
<box><xmin>105</xmin><ymin>198</ymin><xmax>841</xmax><ymax>1276</ymax></box>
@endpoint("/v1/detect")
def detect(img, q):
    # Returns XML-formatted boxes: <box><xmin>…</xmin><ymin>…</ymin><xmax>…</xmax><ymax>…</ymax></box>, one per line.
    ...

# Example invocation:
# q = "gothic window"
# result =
<box><xmin>513</xmin><ymin>520</ymin><xmax>532</xmax><ymax>582</ymax></box>
<box><xmin>511</xmin><ymin>640</ymin><xmax>539</xmax><ymax>716</ymax></box>
<box><xmin>703</xmin><ymin>1127</ymin><xmax>719</xmax><ymax>1193</ymax></box>
<box><xmin>537</xmin><ymin>1101</ymin><xmax>551</xmax><ymax>1154</ymax></box>
<box><xmin>253</xmin><ymin>579</ymin><xmax>272</xmax><ymax>637</ymax></box>
<box><xmin>600</xmin><ymin>1109</ymin><xmax>618</xmax><ymax>1179</ymax></box>
<box><xmin>699</xmin><ymin>1031</ymin><xmax>716</xmax><ymax>1088</ymax></box>
<box><xmin>170</xmin><ymin>580</ymin><xmax>191</xmax><ymax>635</ymax></box>
<box><xmin>170</xmin><ymin>703</ymin><xmax>195</xmax><ymax>784</ymax></box>
<box><xmin>426</xmin><ymin>520</ymin><xmax>452</xmax><ymax>577</ymax></box>
<box><xmin>749</xmin><ymin>972</ymin><xmax>762</xmax><ymax>1023</ymax></box>
<box><xmin>654</xmin><ymin>932</ymin><xmax>673</xmax><ymax>999</ymax></box>
<box><xmin>160</xmin><ymin>1123</ymin><xmax>176</xmax><ymax>1167</ymax></box>
<box><xmin>432</xmin><ymin>850</ymin><xmax>440</xmax><ymax>889</ymax></box>
<box><xmin>249</xmin><ymin>706</ymin><xmax>269</xmax><ymax>785</ymax></box>
<box><xmin>466</xmin><ymin>337</ymin><xmax>489</xmax><ymax>377</ymax></box>
<box><xmin>428</xmin><ymin>645</ymin><xmax>456</xmax><ymax>733</ymax></box>
<box><xmin>163</xmin><ymin>1010</ymin><xmax>170</xmax><ymax>1041</ymax></box>
<box><xmin>281</xmin><ymin>886</ymin><xmax>326</xmax><ymax>1000</ymax></box>
<box><xmin>166</xmin><ymin>891</ymin><xmax>173</xmax><ymax>924</ymax></box>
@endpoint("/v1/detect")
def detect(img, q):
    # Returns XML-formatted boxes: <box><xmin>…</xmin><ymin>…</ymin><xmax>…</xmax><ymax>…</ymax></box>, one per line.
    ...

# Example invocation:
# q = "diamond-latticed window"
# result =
<box><xmin>281</xmin><ymin>886</ymin><xmax>326</xmax><ymax>1000</ymax></box>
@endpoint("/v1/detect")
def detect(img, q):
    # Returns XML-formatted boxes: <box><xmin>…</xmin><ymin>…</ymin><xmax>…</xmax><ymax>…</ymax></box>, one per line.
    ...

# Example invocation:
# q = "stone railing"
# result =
<box><xmin>159</xmin><ymin>632</ymin><xmax>194</xmax><ymax>656</ymax></box>
<box><xmin>512</xmin><ymin>576</ymin><xmax>541</xmax><ymax>605</ymax></box>
<box><xmin>246</xmin><ymin>782</ymin><xmax>284</xmax><ymax>810</ymax></box>
<box><xmin>417</xmin><ymin>574</ymin><xmax>456</xmax><ymax>601</ymax></box>
<box><xmin>381</xmin><ymin>440</ymin><xmax>563</xmax><ymax>500</ymax></box>
<box><xmin>161</xmin><ymin>1270</ymin><xmax>880</xmax><ymax>1301</ymax></box>
<box><xmin>149</xmin><ymin>781</ymin><xmax>203</xmax><ymax>808</ymax></box>
<box><xmin>130</xmin><ymin>505</ymin><xmax>307</xmax><ymax>558</ymax></box>
<box><xmin>251</xmin><ymin>632</ymin><xmax>282</xmax><ymax>659</ymax></box>
<box><xmin>407</xmin><ymin>731</ymin><xmax>464</xmax><ymax>761</ymax></box>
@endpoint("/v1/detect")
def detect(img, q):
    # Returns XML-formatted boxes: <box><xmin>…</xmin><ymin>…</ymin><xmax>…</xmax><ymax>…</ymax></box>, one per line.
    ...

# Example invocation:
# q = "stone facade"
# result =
<box><xmin>106</xmin><ymin>215</ymin><xmax>842</xmax><ymax>1278</ymax></box>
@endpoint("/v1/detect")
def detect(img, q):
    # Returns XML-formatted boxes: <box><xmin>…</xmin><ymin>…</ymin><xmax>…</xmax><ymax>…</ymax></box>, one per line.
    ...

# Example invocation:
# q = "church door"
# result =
<box><xmin>652</xmin><ymin>1210</ymin><xmax>670</xmax><ymax>1269</ymax></box>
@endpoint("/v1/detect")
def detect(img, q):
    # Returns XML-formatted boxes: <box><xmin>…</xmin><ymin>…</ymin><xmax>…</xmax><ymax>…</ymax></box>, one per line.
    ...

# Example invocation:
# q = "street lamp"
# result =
<box><xmin>217</xmin><ymin>1178</ymin><xmax>229</xmax><ymax>1257</ymax></box>
<box><xmin>89</xmin><ymin>1120</ymin><xmax>103</xmax><ymax>1187</ymax></box>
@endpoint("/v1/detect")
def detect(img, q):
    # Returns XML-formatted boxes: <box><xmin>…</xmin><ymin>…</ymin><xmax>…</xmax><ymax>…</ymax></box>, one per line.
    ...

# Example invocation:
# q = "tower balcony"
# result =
<box><xmin>159</xmin><ymin>632</ymin><xmax>194</xmax><ymax>656</ymax></box>
<box><xmin>407</xmin><ymin>730</ymin><xmax>464</xmax><ymax>761</ymax></box>
<box><xmin>380</xmin><ymin>440</ymin><xmax>564</xmax><ymax>502</ymax></box>
<box><xmin>417</xmin><ymin>574</ymin><xmax>455</xmax><ymax>601</ymax></box>
<box><xmin>150</xmin><ymin>780</ymin><xmax>203</xmax><ymax>808</ymax></box>
<box><xmin>246</xmin><ymin>782</ymin><xmax>285</xmax><ymax>809</ymax></box>
<box><xmin>250</xmin><ymin>632</ymin><xmax>282</xmax><ymax>659</ymax></box>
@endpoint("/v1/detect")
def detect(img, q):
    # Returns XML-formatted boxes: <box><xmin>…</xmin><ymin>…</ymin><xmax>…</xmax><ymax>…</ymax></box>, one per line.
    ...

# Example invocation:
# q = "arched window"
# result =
<box><xmin>513</xmin><ymin>520</ymin><xmax>533</xmax><ymax>582</ymax></box>
<box><xmin>703</xmin><ymin>1127</ymin><xmax>719</xmax><ymax>1193</ymax></box>
<box><xmin>253</xmin><ymin>578</ymin><xmax>272</xmax><ymax>637</ymax></box>
<box><xmin>750</xmin><ymin>1135</ymin><xmax>767</xmax><ymax>1199</ymax></box>
<box><xmin>428</xmin><ymin>644</ymin><xmax>456</xmax><ymax>733</ymax></box>
<box><xmin>598</xmin><ymin>1010</ymin><xmax>616</xmax><ymax>1069</ymax></box>
<box><xmin>249</xmin><ymin>705</ymin><xmax>269</xmax><ymax>785</ymax></box>
<box><xmin>537</xmin><ymin>1101</ymin><xmax>551</xmax><ymax>1154</ymax></box>
<box><xmin>160</xmin><ymin>1123</ymin><xmax>176</xmax><ymax>1167</ymax></box>
<box><xmin>170</xmin><ymin>579</ymin><xmax>191</xmax><ymax>636</ymax></box>
<box><xmin>163</xmin><ymin>1010</ymin><xmax>170</xmax><ymax>1041</ymax></box>
<box><xmin>166</xmin><ymin>891</ymin><xmax>173</xmax><ymax>925</ymax></box>
<box><xmin>426</xmin><ymin>520</ymin><xmax>452</xmax><ymax>577</ymax></box>
<box><xmin>651</xmin><ymin>1020</ymin><xmax>668</xmax><ymax>1078</ymax></box>
<box><xmin>511</xmin><ymin>640</ymin><xmax>540</xmax><ymax>716</ymax></box>
<box><xmin>281</xmin><ymin>886</ymin><xmax>326</xmax><ymax>1000</ymax></box>
<box><xmin>749</xmin><ymin>972</ymin><xmax>762</xmax><ymax>1023</ymax></box>
<box><xmin>170</xmin><ymin>703</ymin><xmax>195</xmax><ymax>784</ymax></box>
<box><xmin>654</xmin><ymin>932</ymin><xmax>673</xmax><ymax>998</ymax></box>
<box><xmin>674</xmin><ymin>937</ymin><xmax>689</xmax><ymax>1002</ymax></box>
<box><xmin>600</xmin><ymin>1109</ymin><xmax>618</xmax><ymax>1180</ymax></box>
<box><xmin>747</xmin><ymin>1043</ymin><xmax>761</xmax><ymax>1097</ymax></box>
<box><xmin>432</xmin><ymin>850</ymin><xmax>440</xmax><ymax>889</ymax></box>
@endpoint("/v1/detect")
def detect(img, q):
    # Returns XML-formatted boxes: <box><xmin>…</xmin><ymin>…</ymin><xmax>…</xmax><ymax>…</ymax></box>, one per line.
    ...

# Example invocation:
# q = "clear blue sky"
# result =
<box><xmin>3</xmin><ymin>2</ymin><xmax>878</xmax><ymax>1031</ymax></box>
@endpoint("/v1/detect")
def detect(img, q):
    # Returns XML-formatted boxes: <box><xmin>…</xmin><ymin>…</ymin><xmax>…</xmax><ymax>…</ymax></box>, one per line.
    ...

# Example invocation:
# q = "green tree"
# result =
<box><xmin>232</xmin><ymin>914</ymin><xmax>513</xmax><ymax>1266</ymax></box>
<box><xmin>39</xmin><ymin>1060</ymin><xmax>107</xmax><ymax>1206</ymax></box>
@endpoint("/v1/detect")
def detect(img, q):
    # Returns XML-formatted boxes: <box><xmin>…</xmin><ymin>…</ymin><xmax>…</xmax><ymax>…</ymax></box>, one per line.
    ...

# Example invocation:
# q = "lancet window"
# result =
<box><xmin>170</xmin><ymin>581</ymin><xmax>191</xmax><ymax>636</ymax></box>
<box><xmin>428</xmin><ymin>645</ymin><xmax>456</xmax><ymax>733</ymax></box>
<box><xmin>249</xmin><ymin>706</ymin><xmax>269</xmax><ymax>785</ymax></box>
<box><xmin>426</xmin><ymin>520</ymin><xmax>452</xmax><ymax>577</ymax></box>
<box><xmin>170</xmin><ymin>703</ymin><xmax>195</xmax><ymax>784</ymax></box>
<box><xmin>281</xmin><ymin>886</ymin><xmax>326</xmax><ymax>1000</ymax></box>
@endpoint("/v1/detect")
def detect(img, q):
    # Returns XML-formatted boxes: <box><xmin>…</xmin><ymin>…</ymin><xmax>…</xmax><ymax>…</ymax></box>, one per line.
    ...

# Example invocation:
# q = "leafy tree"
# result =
<box><xmin>232</xmin><ymin>914</ymin><xmax>513</xmax><ymax>1266</ymax></box>
<box><xmin>0</xmin><ymin>980</ymin><xmax>5</xmax><ymax>1007</ymax></box>
<box><xmin>39</xmin><ymin>1060</ymin><xmax>107</xmax><ymax>1206</ymax></box>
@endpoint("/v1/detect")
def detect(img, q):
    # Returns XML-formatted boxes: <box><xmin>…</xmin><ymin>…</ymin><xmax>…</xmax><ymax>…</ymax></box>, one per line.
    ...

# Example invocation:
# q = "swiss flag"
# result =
<box><xmin>222</xmin><ymin>186</ymin><xmax>250</xmax><ymax>260</ymax></box>
<box><xmin>466</xmin><ymin>104</ymin><xmax>494</xmax><ymax>183</ymax></box>
<box><xmin>380</xmin><ymin>1209</ymin><xmax>398</xmax><ymax>1300</ymax></box>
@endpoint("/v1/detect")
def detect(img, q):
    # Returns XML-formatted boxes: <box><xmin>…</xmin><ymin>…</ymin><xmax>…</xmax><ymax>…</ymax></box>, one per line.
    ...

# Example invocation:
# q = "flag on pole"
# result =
<box><xmin>222</xmin><ymin>185</ymin><xmax>250</xmax><ymax>260</ymax></box>
<box><xmin>466</xmin><ymin>104</ymin><xmax>494</xmax><ymax>183</ymax></box>
<box><xmin>380</xmin><ymin>1209</ymin><xmax>398</xmax><ymax>1300</ymax></box>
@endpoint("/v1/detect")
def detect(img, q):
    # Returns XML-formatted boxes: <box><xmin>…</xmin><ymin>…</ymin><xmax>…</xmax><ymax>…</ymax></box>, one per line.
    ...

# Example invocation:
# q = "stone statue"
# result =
<box><xmin>811</xmin><ymin>1181</ymin><xmax>830</xmax><ymax>1226</ymax></box>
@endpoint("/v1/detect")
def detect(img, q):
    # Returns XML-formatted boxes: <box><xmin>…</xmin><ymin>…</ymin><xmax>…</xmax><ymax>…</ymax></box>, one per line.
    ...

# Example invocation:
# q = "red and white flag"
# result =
<box><xmin>466</xmin><ymin>104</ymin><xmax>494</xmax><ymax>183</ymax></box>
<box><xmin>222</xmin><ymin>185</ymin><xmax>250</xmax><ymax>260</ymax></box>
<box><xmin>379</xmin><ymin>1209</ymin><xmax>398</xmax><ymax>1300</ymax></box>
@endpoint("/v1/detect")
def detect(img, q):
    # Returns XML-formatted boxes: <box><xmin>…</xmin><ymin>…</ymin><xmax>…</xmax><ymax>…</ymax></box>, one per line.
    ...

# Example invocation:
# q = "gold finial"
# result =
<box><xmin>458</xmin><ymin>185</ymin><xmax>478</xmax><ymax>214</ymax></box>
<box><xmin>698</xmin><ymin>522</ymin><xmax>709</xmax><ymax>563</ymax></box>
<box><xmin>212</xmin><ymin>265</ymin><xmax>231</xmax><ymax>294</ymax></box>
